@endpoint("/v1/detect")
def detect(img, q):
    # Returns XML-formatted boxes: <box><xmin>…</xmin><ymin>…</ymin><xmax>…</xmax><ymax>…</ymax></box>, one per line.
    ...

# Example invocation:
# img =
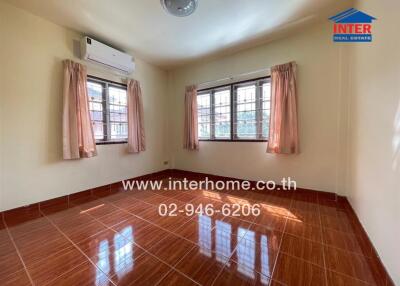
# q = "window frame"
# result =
<box><xmin>87</xmin><ymin>75</ymin><xmax>128</xmax><ymax>145</ymax></box>
<box><xmin>197</xmin><ymin>76</ymin><xmax>270</xmax><ymax>142</ymax></box>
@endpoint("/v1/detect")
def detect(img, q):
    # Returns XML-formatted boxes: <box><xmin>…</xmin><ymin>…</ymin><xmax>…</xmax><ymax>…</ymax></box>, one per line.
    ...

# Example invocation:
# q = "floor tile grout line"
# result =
<box><xmin>317</xmin><ymin>195</ymin><xmax>329</xmax><ymax>286</ymax></box>
<box><xmin>209</xmin><ymin>219</ymin><xmax>257</xmax><ymax>286</ymax></box>
<box><xmin>268</xmin><ymin>195</ymin><xmax>293</xmax><ymax>286</ymax></box>
<box><xmin>39</xmin><ymin>210</ymin><xmax>117</xmax><ymax>286</ymax></box>
<box><xmin>96</xmin><ymin>195</ymin><xmax>202</xmax><ymax>243</ymax></box>
<box><xmin>4</xmin><ymin>185</ymin><xmax>373</xmax><ymax>285</ymax></box>
<box><xmin>274</xmin><ymin>249</ymin><xmax>373</xmax><ymax>285</ymax></box>
<box><xmin>82</xmin><ymin>201</ymin><xmax>202</xmax><ymax>285</ymax></box>
<box><xmin>97</xmin><ymin>189</ymin><xmax>372</xmax><ymax>283</ymax></box>
<box><xmin>3</xmin><ymin>219</ymin><xmax>35</xmax><ymax>286</ymax></box>
<box><xmin>70</xmin><ymin>194</ymin><xmax>204</xmax><ymax>285</ymax></box>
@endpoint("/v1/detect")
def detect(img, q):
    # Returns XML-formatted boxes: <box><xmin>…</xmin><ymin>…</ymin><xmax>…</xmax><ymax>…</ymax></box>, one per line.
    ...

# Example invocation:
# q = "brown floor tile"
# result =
<box><xmin>11</xmin><ymin>221</ymin><xmax>63</xmax><ymax>245</ymax></box>
<box><xmin>172</xmin><ymin>192</ymin><xmax>198</xmax><ymax>203</ymax></box>
<box><xmin>174</xmin><ymin>245</ymin><xmax>226</xmax><ymax>285</ymax></box>
<box><xmin>272</xmin><ymin>253</ymin><xmax>326</xmax><ymax>286</ymax></box>
<box><xmin>213</xmin><ymin>260</ymin><xmax>271</xmax><ymax>286</ymax></box>
<box><xmin>110</xmin><ymin>254</ymin><xmax>171</xmax><ymax>286</ymax></box>
<box><xmin>288</xmin><ymin>208</ymin><xmax>320</xmax><ymax>225</ymax></box>
<box><xmin>173</xmin><ymin>214</ymin><xmax>214</xmax><ymax>243</ymax></box>
<box><xmin>326</xmin><ymin>270</ymin><xmax>370</xmax><ymax>286</ymax></box>
<box><xmin>156</xmin><ymin>269</ymin><xmax>199</xmax><ymax>286</ymax></box>
<box><xmin>285</xmin><ymin>220</ymin><xmax>322</xmax><ymax>242</ymax></box>
<box><xmin>49</xmin><ymin>261</ymin><xmax>113</xmax><ymax>286</ymax></box>
<box><xmin>0</xmin><ymin>252</ymin><xmax>25</xmax><ymax>278</ymax></box>
<box><xmin>290</xmin><ymin>201</ymin><xmax>319</xmax><ymax>213</ymax></box>
<box><xmin>0</xmin><ymin>269</ymin><xmax>31</xmax><ymax>286</ymax></box>
<box><xmin>7</xmin><ymin>217</ymin><xmax>52</xmax><ymax>239</ymax></box>
<box><xmin>112</xmin><ymin>218</ymin><xmax>168</xmax><ymax>249</ymax></box>
<box><xmin>253</xmin><ymin>212</ymin><xmax>286</xmax><ymax>232</ymax></box>
<box><xmin>0</xmin><ymin>177</ymin><xmax>391</xmax><ymax>286</ymax></box>
<box><xmin>280</xmin><ymin>233</ymin><xmax>324</xmax><ymax>265</ymax></box>
<box><xmin>75</xmin><ymin>229</ymin><xmax>146</xmax><ymax>274</ymax></box>
<box><xmin>324</xmin><ymin>246</ymin><xmax>380</xmax><ymax>285</ymax></box>
<box><xmin>95</xmin><ymin>209</ymin><xmax>134</xmax><ymax>228</ymax></box>
<box><xmin>320</xmin><ymin>214</ymin><xmax>355</xmax><ymax>234</ymax></box>
<box><xmin>135</xmin><ymin>193</ymin><xmax>171</xmax><ymax>205</ymax></box>
<box><xmin>147</xmin><ymin>233</ymin><xmax>195</xmax><ymax>266</ymax></box>
<box><xmin>152</xmin><ymin>214</ymin><xmax>193</xmax><ymax>232</ymax></box>
<box><xmin>27</xmin><ymin>247</ymin><xmax>88</xmax><ymax>285</ymax></box>
<box><xmin>0</xmin><ymin>230</ymin><xmax>17</xmax><ymax>257</ymax></box>
<box><xmin>228</xmin><ymin>223</ymin><xmax>282</xmax><ymax>279</ymax></box>
<box><xmin>18</xmin><ymin>236</ymin><xmax>73</xmax><ymax>267</ymax></box>
<box><xmin>322</xmin><ymin>228</ymin><xmax>372</xmax><ymax>257</ymax></box>
<box><xmin>62</xmin><ymin>221</ymin><xmax>108</xmax><ymax>244</ymax></box>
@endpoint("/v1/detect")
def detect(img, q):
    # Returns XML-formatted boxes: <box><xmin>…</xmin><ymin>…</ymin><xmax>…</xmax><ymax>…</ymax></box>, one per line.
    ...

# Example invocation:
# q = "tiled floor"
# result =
<box><xmin>0</xmin><ymin>177</ymin><xmax>390</xmax><ymax>286</ymax></box>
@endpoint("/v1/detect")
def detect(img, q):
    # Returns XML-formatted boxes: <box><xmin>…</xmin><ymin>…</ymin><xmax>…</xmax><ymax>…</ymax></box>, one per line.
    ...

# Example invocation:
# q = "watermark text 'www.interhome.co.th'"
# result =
<box><xmin>122</xmin><ymin>177</ymin><xmax>297</xmax><ymax>192</ymax></box>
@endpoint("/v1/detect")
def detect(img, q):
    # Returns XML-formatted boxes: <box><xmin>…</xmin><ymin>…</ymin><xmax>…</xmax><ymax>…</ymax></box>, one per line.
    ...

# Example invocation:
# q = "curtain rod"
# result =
<box><xmin>197</xmin><ymin>67</ymin><xmax>271</xmax><ymax>87</ymax></box>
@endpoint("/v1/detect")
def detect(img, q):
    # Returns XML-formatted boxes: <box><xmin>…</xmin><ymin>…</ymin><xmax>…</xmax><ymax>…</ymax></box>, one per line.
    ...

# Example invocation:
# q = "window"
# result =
<box><xmin>197</xmin><ymin>77</ymin><xmax>270</xmax><ymax>141</ymax></box>
<box><xmin>87</xmin><ymin>76</ymin><xmax>128</xmax><ymax>144</ymax></box>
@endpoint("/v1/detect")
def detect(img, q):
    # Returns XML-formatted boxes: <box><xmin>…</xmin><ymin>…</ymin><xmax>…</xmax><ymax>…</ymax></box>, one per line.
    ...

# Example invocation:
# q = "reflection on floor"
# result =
<box><xmin>0</xmin><ymin>178</ymin><xmax>389</xmax><ymax>286</ymax></box>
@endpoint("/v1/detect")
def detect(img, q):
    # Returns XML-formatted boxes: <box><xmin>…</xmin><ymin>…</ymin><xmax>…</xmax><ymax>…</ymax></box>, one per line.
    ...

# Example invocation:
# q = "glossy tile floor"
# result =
<box><xmin>0</xmin><ymin>178</ymin><xmax>390</xmax><ymax>286</ymax></box>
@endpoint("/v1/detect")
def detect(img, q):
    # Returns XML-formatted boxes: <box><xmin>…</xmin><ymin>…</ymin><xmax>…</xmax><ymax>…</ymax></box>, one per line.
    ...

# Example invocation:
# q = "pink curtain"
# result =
<box><xmin>267</xmin><ymin>61</ymin><xmax>299</xmax><ymax>154</ymax></box>
<box><xmin>127</xmin><ymin>79</ymin><xmax>145</xmax><ymax>153</ymax></box>
<box><xmin>183</xmin><ymin>85</ymin><xmax>199</xmax><ymax>150</ymax></box>
<box><xmin>62</xmin><ymin>60</ymin><xmax>97</xmax><ymax>159</ymax></box>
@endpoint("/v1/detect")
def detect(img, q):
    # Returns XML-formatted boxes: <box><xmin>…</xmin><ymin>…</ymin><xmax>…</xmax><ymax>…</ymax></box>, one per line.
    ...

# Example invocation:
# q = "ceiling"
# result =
<box><xmin>5</xmin><ymin>0</ymin><xmax>351</xmax><ymax>69</ymax></box>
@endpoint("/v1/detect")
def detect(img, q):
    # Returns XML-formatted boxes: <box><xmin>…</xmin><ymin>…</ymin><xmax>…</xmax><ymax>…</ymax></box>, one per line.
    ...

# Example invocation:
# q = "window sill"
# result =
<box><xmin>96</xmin><ymin>141</ymin><xmax>127</xmax><ymax>145</ymax></box>
<box><xmin>199</xmin><ymin>139</ymin><xmax>268</xmax><ymax>142</ymax></box>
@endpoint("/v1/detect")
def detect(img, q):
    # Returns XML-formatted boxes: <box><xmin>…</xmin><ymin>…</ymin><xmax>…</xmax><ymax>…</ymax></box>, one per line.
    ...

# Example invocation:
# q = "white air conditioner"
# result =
<box><xmin>80</xmin><ymin>37</ymin><xmax>135</xmax><ymax>74</ymax></box>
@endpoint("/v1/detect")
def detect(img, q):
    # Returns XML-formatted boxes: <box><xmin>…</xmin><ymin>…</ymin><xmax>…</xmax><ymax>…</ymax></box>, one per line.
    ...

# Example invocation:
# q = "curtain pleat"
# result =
<box><xmin>267</xmin><ymin>61</ymin><xmax>299</xmax><ymax>154</ymax></box>
<box><xmin>183</xmin><ymin>85</ymin><xmax>199</xmax><ymax>150</ymax></box>
<box><xmin>62</xmin><ymin>60</ymin><xmax>97</xmax><ymax>159</ymax></box>
<box><xmin>127</xmin><ymin>79</ymin><xmax>145</xmax><ymax>153</ymax></box>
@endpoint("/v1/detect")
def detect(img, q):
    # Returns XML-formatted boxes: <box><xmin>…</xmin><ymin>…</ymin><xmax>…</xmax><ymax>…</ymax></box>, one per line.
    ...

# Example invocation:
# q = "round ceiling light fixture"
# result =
<box><xmin>161</xmin><ymin>0</ymin><xmax>198</xmax><ymax>17</ymax></box>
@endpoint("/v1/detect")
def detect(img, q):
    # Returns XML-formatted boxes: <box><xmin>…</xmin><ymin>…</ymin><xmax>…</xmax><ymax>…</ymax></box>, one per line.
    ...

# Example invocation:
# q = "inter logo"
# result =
<box><xmin>329</xmin><ymin>8</ymin><xmax>376</xmax><ymax>42</ymax></box>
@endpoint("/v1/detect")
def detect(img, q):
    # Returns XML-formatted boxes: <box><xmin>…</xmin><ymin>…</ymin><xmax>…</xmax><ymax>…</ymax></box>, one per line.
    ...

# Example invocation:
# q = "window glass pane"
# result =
<box><xmin>262</xmin><ymin>82</ymin><xmax>271</xmax><ymax>138</ymax></box>
<box><xmin>110</xmin><ymin>123</ymin><xmax>128</xmax><ymax>139</ymax></box>
<box><xmin>92</xmin><ymin>121</ymin><xmax>104</xmax><ymax>140</ymax></box>
<box><xmin>90</xmin><ymin>111</ymin><xmax>103</xmax><ymax>121</ymax></box>
<box><xmin>237</xmin><ymin>84</ymin><xmax>256</xmax><ymax>103</ymax></box>
<box><xmin>89</xmin><ymin>102</ymin><xmax>103</xmax><ymax>111</ymax></box>
<box><xmin>197</xmin><ymin>93</ymin><xmax>211</xmax><ymax>139</ymax></box>
<box><xmin>109</xmin><ymin>86</ymin><xmax>127</xmax><ymax>105</ymax></box>
<box><xmin>214</xmin><ymin>89</ymin><xmax>231</xmax><ymax>139</ymax></box>
<box><xmin>87</xmin><ymin>82</ymin><xmax>103</xmax><ymax>102</ymax></box>
<box><xmin>87</xmin><ymin>79</ymin><xmax>129</xmax><ymax>143</ymax></box>
<box><xmin>198</xmin><ymin>93</ymin><xmax>210</xmax><ymax>109</ymax></box>
<box><xmin>236</xmin><ymin>84</ymin><xmax>257</xmax><ymax>139</ymax></box>
<box><xmin>88</xmin><ymin>81</ymin><xmax>105</xmax><ymax>140</ymax></box>
<box><xmin>199</xmin><ymin>123</ymin><xmax>210</xmax><ymax>139</ymax></box>
<box><xmin>108</xmin><ymin>86</ymin><xmax>128</xmax><ymax>141</ymax></box>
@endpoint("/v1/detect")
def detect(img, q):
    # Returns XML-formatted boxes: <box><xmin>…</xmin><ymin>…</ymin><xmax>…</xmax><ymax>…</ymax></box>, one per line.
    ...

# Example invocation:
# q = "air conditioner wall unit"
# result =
<box><xmin>80</xmin><ymin>37</ymin><xmax>135</xmax><ymax>74</ymax></box>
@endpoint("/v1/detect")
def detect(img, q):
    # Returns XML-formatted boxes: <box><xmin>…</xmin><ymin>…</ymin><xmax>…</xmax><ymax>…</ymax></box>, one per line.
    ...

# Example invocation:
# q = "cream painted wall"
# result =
<box><xmin>346</xmin><ymin>1</ymin><xmax>400</xmax><ymax>283</ymax></box>
<box><xmin>168</xmin><ymin>22</ymin><xmax>349</xmax><ymax>195</ymax></box>
<box><xmin>0</xmin><ymin>2</ymin><xmax>169</xmax><ymax>211</ymax></box>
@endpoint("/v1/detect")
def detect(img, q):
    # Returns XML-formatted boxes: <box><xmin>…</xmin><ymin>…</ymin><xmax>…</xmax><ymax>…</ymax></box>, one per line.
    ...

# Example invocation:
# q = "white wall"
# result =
<box><xmin>0</xmin><ymin>2</ymin><xmax>169</xmax><ymax>211</ymax></box>
<box><xmin>346</xmin><ymin>1</ymin><xmax>400</xmax><ymax>284</ymax></box>
<box><xmin>168</xmin><ymin>22</ymin><xmax>349</xmax><ymax>195</ymax></box>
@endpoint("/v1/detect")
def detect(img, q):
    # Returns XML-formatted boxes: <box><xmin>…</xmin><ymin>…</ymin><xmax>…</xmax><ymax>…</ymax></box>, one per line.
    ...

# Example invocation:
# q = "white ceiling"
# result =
<box><xmin>5</xmin><ymin>0</ymin><xmax>351</xmax><ymax>69</ymax></box>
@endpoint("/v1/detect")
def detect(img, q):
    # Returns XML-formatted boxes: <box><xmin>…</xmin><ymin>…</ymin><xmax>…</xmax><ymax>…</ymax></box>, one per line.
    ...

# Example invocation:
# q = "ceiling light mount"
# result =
<box><xmin>161</xmin><ymin>0</ymin><xmax>198</xmax><ymax>17</ymax></box>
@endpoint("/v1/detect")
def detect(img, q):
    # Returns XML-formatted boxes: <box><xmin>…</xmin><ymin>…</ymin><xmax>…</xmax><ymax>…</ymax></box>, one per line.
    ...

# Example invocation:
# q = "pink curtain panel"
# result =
<box><xmin>127</xmin><ymin>79</ymin><xmax>145</xmax><ymax>153</ymax></box>
<box><xmin>183</xmin><ymin>85</ymin><xmax>199</xmax><ymax>150</ymax></box>
<box><xmin>62</xmin><ymin>60</ymin><xmax>97</xmax><ymax>159</ymax></box>
<box><xmin>267</xmin><ymin>61</ymin><xmax>299</xmax><ymax>154</ymax></box>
